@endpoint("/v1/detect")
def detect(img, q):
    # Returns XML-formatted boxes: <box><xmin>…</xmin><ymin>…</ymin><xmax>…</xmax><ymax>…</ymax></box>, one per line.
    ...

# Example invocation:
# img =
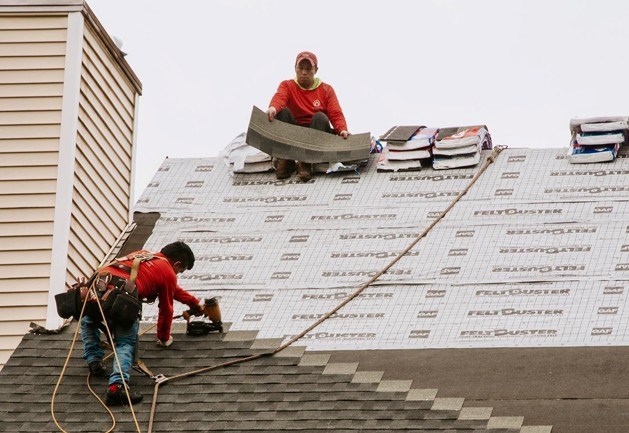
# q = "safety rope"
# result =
<box><xmin>142</xmin><ymin>145</ymin><xmax>507</xmax><ymax>432</ymax></box>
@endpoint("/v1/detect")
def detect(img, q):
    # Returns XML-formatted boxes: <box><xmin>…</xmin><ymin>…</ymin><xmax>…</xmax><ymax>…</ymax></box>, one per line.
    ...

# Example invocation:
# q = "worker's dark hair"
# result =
<box><xmin>161</xmin><ymin>241</ymin><xmax>195</xmax><ymax>270</ymax></box>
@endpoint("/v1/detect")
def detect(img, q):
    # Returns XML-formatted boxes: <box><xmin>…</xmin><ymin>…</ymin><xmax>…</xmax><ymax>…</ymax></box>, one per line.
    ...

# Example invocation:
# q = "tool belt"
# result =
<box><xmin>55</xmin><ymin>252</ymin><xmax>158</xmax><ymax>328</ymax></box>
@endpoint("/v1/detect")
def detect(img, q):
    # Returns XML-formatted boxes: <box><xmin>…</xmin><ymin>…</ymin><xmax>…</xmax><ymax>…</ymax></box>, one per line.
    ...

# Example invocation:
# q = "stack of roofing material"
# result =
<box><xmin>568</xmin><ymin>116</ymin><xmax>629</xmax><ymax>164</ymax></box>
<box><xmin>377</xmin><ymin>125</ymin><xmax>437</xmax><ymax>172</ymax></box>
<box><xmin>432</xmin><ymin>125</ymin><xmax>492</xmax><ymax>170</ymax></box>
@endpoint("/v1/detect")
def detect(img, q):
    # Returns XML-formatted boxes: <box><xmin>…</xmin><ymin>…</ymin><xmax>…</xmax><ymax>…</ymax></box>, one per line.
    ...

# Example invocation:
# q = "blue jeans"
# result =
<box><xmin>81</xmin><ymin>315</ymin><xmax>139</xmax><ymax>386</ymax></box>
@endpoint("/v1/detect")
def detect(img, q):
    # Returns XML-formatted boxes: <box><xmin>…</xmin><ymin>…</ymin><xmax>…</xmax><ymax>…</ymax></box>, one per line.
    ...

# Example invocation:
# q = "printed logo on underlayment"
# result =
<box><xmin>501</xmin><ymin>172</ymin><xmax>520</xmax><ymax>179</ymax></box>
<box><xmin>621</xmin><ymin>245</ymin><xmax>629</xmax><ymax>253</ymax></box>
<box><xmin>224</xmin><ymin>195</ymin><xmax>307</xmax><ymax>204</ymax></box>
<box><xmin>389</xmin><ymin>174</ymin><xmax>473</xmax><ymax>182</ymax></box>
<box><xmin>550</xmin><ymin>169</ymin><xmax>629</xmax><ymax>177</ymax></box>
<box><xmin>474</xmin><ymin>208</ymin><xmax>562</xmax><ymax>216</ymax></box>
<box><xmin>163</xmin><ymin>216</ymin><xmax>236</xmax><ymax>223</ymax></box>
<box><xmin>383</xmin><ymin>191</ymin><xmax>459</xmax><ymax>199</ymax></box>
<box><xmin>233</xmin><ymin>179</ymin><xmax>303</xmax><ymax>186</ymax></box>
<box><xmin>440</xmin><ymin>267</ymin><xmax>460</xmax><ymax>275</ymax></box>
<box><xmin>137</xmin><ymin>198</ymin><xmax>150</xmax><ymax>204</ymax></box>
<box><xmin>507</xmin><ymin>155</ymin><xmax>526</xmax><ymax>162</ymax></box>
<box><xmin>591</xmin><ymin>327</ymin><xmax>613</xmax><ymax>336</ymax></box>
<box><xmin>342</xmin><ymin>176</ymin><xmax>360</xmax><ymax>184</ymax></box>
<box><xmin>294</xmin><ymin>332</ymin><xmax>376</xmax><ymax>341</ymax></box>
<box><xmin>498</xmin><ymin>246</ymin><xmax>592</xmax><ymax>254</ymax></box>
<box><xmin>598</xmin><ymin>307</ymin><xmax>619</xmax><ymax>315</ymax></box>
<box><xmin>302</xmin><ymin>292</ymin><xmax>393</xmax><ymax>301</ymax></box>
<box><xmin>456</xmin><ymin>230</ymin><xmax>475</xmax><ymax>238</ymax></box>
<box><xmin>148</xmin><ymin>181</ymin><xmax>159</xmax><ymax>187</ymax></box>
<box><xmin>158</xmin><ymin>166</ymin><xmax>170</xmax><ymax>171</ymax></box>
<box><xmin>495</xmin><ymin>189</ymin><xmax>513</xmax><ymax>196</ymax></box>
<box><xmin>468</xmin><ymin>309</ymin><xmax>563</xmax><ymax>317</ymax></box>
<box><xmin>459</xmin><ymin>329</ymin><xmax>558</xmax><ymax>339</ymax></box>
<box><xmin>603</xmin><ymin>286</ymin><xmax>624</xmax><ymax>295</ymax></box>
<box><xmin>271</xmin><ymin>272</ymin><xmax>291</xmax><ymax>279</ymax></box>
<box><xmin>427</xmin><ymin>211</ymin><xmax>444</xmax><ymax>219</ymax></box>
<box><xmin>292</xmin><ymin>313</ymin><xmax>385</xmax><ymax>320</ymax></box>
<box><xmin>331</xmin><ymin>251</ymin><xmax>419</xmax><ymax>259</ymax></box>
<box><xmin>180</xmin><ymin>236</ymin><xmax>262</xmax><ymax>244</ymax></box>
<box><xmin>311</xmin><ymin>213</ymin><xmax>396</xmax><ymax>221</ymax></box>
<box><xmin>449</xmin><ymin>248</ymin><xmax>468</xmax><ymax>256</ymax></box>
<box><xmin>615</xmin><ymin>264</ymin><xmax>629</xmax><ymax>271</ymax></box>
<box><xmin>626</xmin><ymin>225</ymin><xmax>629</xmax><ymax>234</ymax></box>
<box><xmin>175</xmin><ymin>197</ymin><xmax>194</xmax><ymax>204</ymax></box>
<box><xmin>417</xmin><ymin>311</ymin><xmax>438</xmax><ymax>319</ymax></box>
<box><xmin>506</xmin><ymin>227</ymin><xmax>597</xmax><ymax>236</ymax></box>
<box><xmin>426</xmin><ymin>290</ymin><xmax>446</xmax><ymax>298</ymax></box>
<box><xmin>475</xmin><ymin>288</ymin><xmax>571</xmax><ymax>297</ymax></box>
<box><xmin>545</xmin><ymin>186</ymin><xmax>629</xmax><ymax>195</ymax></box>
<box><xmin>409</xmin><ymin>329</ymin><xmax>431</xmax><ymax>338</ymax></box>
<box><xmin>334</xmin><ymin>194</ymin><xmax>352</xmax><ymax>201</ymax></box>
<box><xmin>195</xmin><ymin>165</ymin><xmax>213</xmax><ymax>172</ymax></box>
<box><xmin>197</xmin><ymin>254</ymin><xmax>253</xmax><ymax>262</ymax></box>
<box><xmin>322</xmin><ymin>269</ymin><xmax>411</xmax><ymax>278</ymax></box>
<box><xmin>253</xmin><ymin>294</ymin><xmax>273</xmax><ymax>302</ymax></box>
<box><xmin>179</xmin><ymin>273</ymin><xmax>243</xmax><ymax>281</ymax></box>
<box><xmin>492</xmin><ymin>265</ymin><xmax>585</xmax><ymax>273</ymax></box>
<box><xmin>340</xmin><ymin>233</ymin><xmax>417</xmax><ymax>241</ymax></box>
<box><xmin>594</xmin><ymin>206</ymin><xmax>613</xmax><ymax>214</ymax></box>
<box><xmin>265</xmin><ymin>215</ymin><xmax>284</xmax><ymax>223</ymax></box>
<box><xmin>243</xmin><ymin>314</ymin><xmax>263</xmax><ymax>322</ymax></box>
<box><xmin>289</xmin><ymin>235</ymin><xmax>309</xmax><ymax>242</ymax></box>
<box><xmin>281</xmin><ymin>253</ymin><xmax>300</xmax><ymax>261</ymax></box>
<box><xmin>185</xmin><ymin>181</ymin><xmax>204</xmax><ymax>187</ymax></box>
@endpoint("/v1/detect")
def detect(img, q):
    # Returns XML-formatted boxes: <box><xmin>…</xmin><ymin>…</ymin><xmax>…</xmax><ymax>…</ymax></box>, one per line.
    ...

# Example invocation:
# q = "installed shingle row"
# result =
<box><xmin>0</xmin><ymin>325</ymin><xmax>552</xmax><ymax>432</ymax></box>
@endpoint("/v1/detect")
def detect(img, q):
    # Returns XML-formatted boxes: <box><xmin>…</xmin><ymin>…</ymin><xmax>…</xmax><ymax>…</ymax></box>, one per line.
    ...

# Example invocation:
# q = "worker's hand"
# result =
<box><xmin>156</xmin><ymin>336</ymin><xmax>174</xmax><ymax>347</ymax></box>
<box><xmin>189</xmin><ymin>303</ymin><xmax>204</xmax><ymax>316</ymax></box>
<box><xmin>266</xmin><ymin>106</ymin><xmax>277</xmax><ymax>121</ymax></box>
<box><xmin>339</xmin><ymin>130</ymin><xmax>349</xmax><ymax>139</ymax></box>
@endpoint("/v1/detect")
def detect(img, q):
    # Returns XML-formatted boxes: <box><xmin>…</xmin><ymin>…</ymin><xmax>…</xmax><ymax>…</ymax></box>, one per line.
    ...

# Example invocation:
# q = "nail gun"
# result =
<box><xmin>183</xmin><ymin>297</ymin><xmax>223</xmax><ymax>336</ymax></box>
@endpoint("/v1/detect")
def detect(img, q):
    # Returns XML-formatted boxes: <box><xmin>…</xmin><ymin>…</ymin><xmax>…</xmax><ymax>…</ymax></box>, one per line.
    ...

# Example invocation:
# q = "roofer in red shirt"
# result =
<box><xmin>80</xmin><ymin>241</ymin><xmax>202</xmax><ymax>406</ymax></box>
<box><xmin>267</xmin><ymin>51</ymin><xmax>349</xmax><ymax>182</ymax></box>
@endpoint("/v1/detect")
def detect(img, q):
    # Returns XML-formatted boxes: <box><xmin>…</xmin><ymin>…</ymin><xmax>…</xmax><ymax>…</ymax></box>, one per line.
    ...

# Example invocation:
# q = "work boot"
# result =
<box><xmin>105</xmin><ymin>383</ymin><xmax>143</xmax><ymax>406</ymax></box>
<box><xmin>88</xmin><ymin>360</ymin><xmax>107</xmax><ymax>377</ymax></box>
<box><xmin>275</xmin><ymin>158</ymin><xmax>295</xmax><ymax>180</ymax></box>
<box><xmin>296</xmin><ymin>161</ymin><xmax>312</xmax><ymax>182</ymax></box>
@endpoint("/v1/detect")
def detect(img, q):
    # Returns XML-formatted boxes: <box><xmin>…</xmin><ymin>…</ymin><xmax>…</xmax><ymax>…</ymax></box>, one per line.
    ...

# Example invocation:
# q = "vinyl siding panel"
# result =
<box><xmin>0</xmin><ymin>15</ymin><xmax>67</xmax><ymax>371</ymax></box>
<box><xmin>66</xmin><ymin>19</ymin><xmax>136</xmax><ymax>288</ymax></box>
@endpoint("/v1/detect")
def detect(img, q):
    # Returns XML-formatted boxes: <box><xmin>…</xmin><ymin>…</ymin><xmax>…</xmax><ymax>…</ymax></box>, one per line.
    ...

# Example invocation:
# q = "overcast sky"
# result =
<box><xmin>88</xmin><ymin>0</ymin><xmax>629</xmax><ymax>200</ymax></box>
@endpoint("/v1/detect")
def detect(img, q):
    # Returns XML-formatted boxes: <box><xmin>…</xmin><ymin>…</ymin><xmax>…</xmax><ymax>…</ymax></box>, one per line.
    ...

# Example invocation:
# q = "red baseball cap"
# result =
<box><xmin>295</xmin><ymin>51</ymin><xmax>318</xmax><ymax>67</ymax></box>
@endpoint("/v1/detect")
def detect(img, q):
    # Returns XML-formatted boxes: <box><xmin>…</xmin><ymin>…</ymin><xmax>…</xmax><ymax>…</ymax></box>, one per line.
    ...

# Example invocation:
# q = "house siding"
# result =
<box><xmin>0</xmin><ymin>15</ymin><xmax>67</xmax><ymax>370</ymax></box>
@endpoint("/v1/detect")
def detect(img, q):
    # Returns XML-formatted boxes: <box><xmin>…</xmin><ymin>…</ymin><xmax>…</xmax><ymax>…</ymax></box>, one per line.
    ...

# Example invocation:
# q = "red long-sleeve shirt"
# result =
<box><xmin>103</xmin><ymin>251</ymin><xmax>199</xmax><ymax>342</ymax></box>
<box><xmin>269</xmin><ymin>79</ymin><xmax>348</xmax><ymax>133</ymax></box>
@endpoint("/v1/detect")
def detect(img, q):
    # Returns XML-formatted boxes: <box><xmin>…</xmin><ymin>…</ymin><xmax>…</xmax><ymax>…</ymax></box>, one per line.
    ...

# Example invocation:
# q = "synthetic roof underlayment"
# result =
<box><xmin>135</xmin><ymin>147</ymin><xmax>629</xmax><ymax>351</ymax></box>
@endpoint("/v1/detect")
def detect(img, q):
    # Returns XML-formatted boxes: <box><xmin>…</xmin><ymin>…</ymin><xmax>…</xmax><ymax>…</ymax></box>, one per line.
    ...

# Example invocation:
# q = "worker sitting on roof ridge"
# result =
<box><xmin>266</xmin><ymin>50</ymin><xmax>349</xmax><ymax>182</ymax></box>
<box><xmin>80</xmin><ymin>241</ymin><xmax>202</xmax><ymax>406</ymax></box>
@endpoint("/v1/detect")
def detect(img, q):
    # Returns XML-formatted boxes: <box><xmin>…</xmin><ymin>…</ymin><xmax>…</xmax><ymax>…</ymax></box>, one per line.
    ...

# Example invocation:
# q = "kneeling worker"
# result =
<box><xmin>80</xmin><ymin>241</ymin><xmax>202</xmax><ymax>405</ymax></box>
<box><xmin>267</xmin><ymin>51</ymin><xmax>350</xmax><ymax>182</ymax></box>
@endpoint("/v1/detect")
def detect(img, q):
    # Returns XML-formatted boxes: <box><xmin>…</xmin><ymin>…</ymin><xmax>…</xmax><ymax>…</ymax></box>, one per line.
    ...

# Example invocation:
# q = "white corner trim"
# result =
<box><xmin>46</xmin><ymin>11</ymin><xmax>84</xmax><ymax>329</ymax></box>
<box><xmin>129</xmin><ymin>92</ymin><xmax>140</xmax><ymax>215</ymax></box>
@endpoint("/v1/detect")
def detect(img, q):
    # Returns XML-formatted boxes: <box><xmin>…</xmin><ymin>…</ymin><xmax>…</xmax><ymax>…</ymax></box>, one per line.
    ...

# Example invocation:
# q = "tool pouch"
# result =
<box><xmin>54</xmin><ymin>288</ymin><xmax>81</xmax><ymax>320</ymax></box>
<box><xmin>106</xmin><ymin>289</ymin><xmax>142</xmax><ymax>328</ymax></box>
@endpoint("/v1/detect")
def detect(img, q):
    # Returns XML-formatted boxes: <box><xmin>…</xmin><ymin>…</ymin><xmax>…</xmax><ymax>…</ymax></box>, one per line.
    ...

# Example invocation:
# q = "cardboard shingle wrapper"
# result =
<box><xmin>433</xmin><ymin>125</ymin><xmax>492</xmax><ymax>170</ymax></box>
<box><xmin>246</xmin><ymin>106</ymin><xmax>371</xmax><ymax>163</ymax></box>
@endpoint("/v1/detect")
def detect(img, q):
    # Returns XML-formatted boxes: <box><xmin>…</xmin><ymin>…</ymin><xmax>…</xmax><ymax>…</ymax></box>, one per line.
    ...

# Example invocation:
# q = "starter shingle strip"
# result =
<box><xmin>431</xmin><ymin>397</ymin><xmax>464</xmax><ymax>411</ymax></box>
<box><xmin>298</xmin><ymin>354</ymin><xmax>330</xmax><ymax>367</ymax></box>
<box><xmin>323</xmin><ymin>362</ymin><xmax>359</xmax><ymax>375</ymax></box>
<box><xmin>458</xmin><ymin>406</ymin><xmax>493</xmax><ymax>420</ymax></box>
<box><xmin>521</xmin><ymin>426</ymin><xmax>553</xmax><ymax>433</ymax></box>
<box><xmin>405</xmin><ymin>388</ymin><xmax>438</xmax><ymax>401</ymax></box>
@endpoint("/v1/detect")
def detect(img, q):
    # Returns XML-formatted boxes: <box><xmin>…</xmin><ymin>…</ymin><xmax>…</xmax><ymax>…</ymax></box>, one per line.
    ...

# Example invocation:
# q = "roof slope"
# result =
<box><xmin>0</xmin><ymin>325</ymin><xmax>549</xmax><ymax>432</ymax></box>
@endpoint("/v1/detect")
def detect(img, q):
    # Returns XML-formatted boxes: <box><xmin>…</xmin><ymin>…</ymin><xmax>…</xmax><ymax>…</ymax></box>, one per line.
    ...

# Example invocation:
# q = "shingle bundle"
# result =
<box><xmin>432</xmin><ymin>125</ymin><xmax>492</xmax><ymax>170</ymax></box>
<box><xmin>377</xmin><ymin>125</ymin><xmax>437</xmax><ymax>172</ymax></box>
<box><xmin>568</xmin><ymin>116</ymin><xmax>628</xmax><ymax>164</ymax></box>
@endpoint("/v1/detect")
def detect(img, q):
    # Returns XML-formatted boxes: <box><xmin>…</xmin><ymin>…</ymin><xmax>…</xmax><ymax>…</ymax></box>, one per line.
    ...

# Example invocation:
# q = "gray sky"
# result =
<box><xmin>88</xmin><ymin>0</ymin><xmax>629</xmax><ymax>199</ymax></box>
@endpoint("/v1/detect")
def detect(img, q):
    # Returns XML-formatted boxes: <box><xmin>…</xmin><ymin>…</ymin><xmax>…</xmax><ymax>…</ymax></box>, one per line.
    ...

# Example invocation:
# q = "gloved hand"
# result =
<box><xmin>189</xmin><ymin>303</ymin><xmax>203</xmax><ymax>316</ymax></box>
<box><xmin>339</xmin><ymin>130</ymin><xmax>349</xmax><ymax>139</ymax></box>
<box><xmin>266</xmin><ymin>106</ymin><xmax>277</xmax><ymax>121</ymax></box>
<box><xmin>156</xmin><ymin>336</ymin><xmax>173</xmax><ymax>347</ymax></box>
